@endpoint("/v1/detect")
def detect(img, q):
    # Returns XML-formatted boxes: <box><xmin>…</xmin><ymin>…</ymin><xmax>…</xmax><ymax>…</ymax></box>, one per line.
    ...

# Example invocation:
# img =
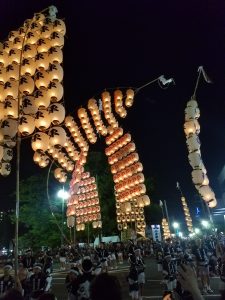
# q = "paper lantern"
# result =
<box><xmin>47</xmin><ymin>81</ymin><xmax>63</xmax><ymax>102</ymax></box>
<box><xmin>208</xmin><ymin>198</ymin><xmax>217</xmax><ymax>208</ymax></box>
<box><xmin>8</xmin><ymin>48</ymin><xmax>21</xmax><ymax>64</ymax></box>
<box><xmin>40</xmin><ymin>24</ymin><xmax>53</xmax><ymax>39</ymax></box>
<box><xmin>187</xmin><ymin>98</ymin><xmax>198</xmax><ymax>109</ymax></box>
<box><xmin>0</xmin><ymin>67</ymin><xmax>7</xmax><ymax>83</ymax></box>
<box><xmin>198</xmin><ymin>185</ymin><xmax>215</xmax><ymax>202</ymax></box>
<box><xmin>13</xmin><ymin>36</ymin><xmax>23</xmax><ymax>50</ymax></box>
<box><xmin>31</xmin><ymin>132</ymin><xmax>49</xmax><ymax>152</ymax></box>
<box><xmin>37</xmin><ymin>38</ymin><xmax>51</xmax><ymax>53</ymax></box>
<box><xmin>18</xmin><ymin>115</ymin><xmax>35</xmax><ymax>136</ymax></box>
<box><xmin>142</xmin><ymin>195</ymin><xmax>150</xmax><ymax>206</ymax></box>
<box><xmin>35</xmin><ymin>52</ymin><xmax>50</xmax><ymax>70</ymax></box>
<box><xmin>19</xmin><ymin>75</ymin><xmax>35</xmax><ymax>95</ymax></box>
<box><xmin>50</xmin><ymin>32</ymin><xmax>64</xmax><ymax>47</ymax></box>
<box><xmin>191</xmin><ymin>169</ymin><xmax>206</xmax><ymax>186</ymax></box>
<box><xmin>34</xmin><ymin>13</ymin><xmax>45</xmax><ymax>25</ymax></box>
<box><xmin>2</xmin><ymin>147</ymin><xmax>13</xmax><ymax>162</ymax></box>
<box><xmin>53</xmin><ymin>19</ymin><xmax>66</xmax><ymax>35</ymax></box>
<box><xmin>67</xmin><ymin>216</ymin><xmax>75</xmax><ymax>228</ymax></box>
<box><xmin>21</xmin><ymin>58</ymin><xmax>36</xmax><ymax>76</ymax></box>
<box><xmin>34</xmin><ymin>88</ymin><xmax>50</xmax><ymax>109</ymax></box>
<box><xmin>26</xmin><ymin>31</ymin><xmax>39</xmax><ymax>44</ymax></box>
<box><xmin>0</xmin><ymin>145</ymin><xmax>3</xmax><ymax>160</ymax></box>
<box><xmin>48</xmin><ymin>103</ymin><xmax>65</xmax><ymax>125</ymax></box>
<box><xmin>48</xmin><ymin>46</ymin><xmax>63</xmax><ymax>64</ymax></box>
<box><xmin>1</xmin><ymin>118</ymin><xmax>17</xmax><ymax>138</ymax></box>
<box><xmin>4</xmin><ymin>80</ymin><xmax>19</xmax><ymax>99</ymax></box>
<box><xmin>5</xmin><ymin>63</ymin><xmax>19</xmax><ymax>81</ymax></box>
<box><xmin>23</xmin><ymin>43</ymin><xmax>37</xmax><ymax>59</ymax></box>
<box><xmin>35</xmin><ymin>110</ymin><xmax>51</xmax><ymax>131</ymax></box>
<box><xmin>8</xmin><ymin>30</ymin><xmax>19</xmax><ymax>41</ymax></box>
<box><xmin>0</xmin><ymin>50</ymin><xmax>9</xmax><ymax>67</ymax></box>
<box><xmin>34</xmin><ymin>70</ymin><xmax>50</xmax><ymax>89</ymax></box>
<box><xmin>22</xmin><ymin>95</ymin><xmax>38</xmax><ymax>115</ymax></box>
<box><xmin>48</xmin><ymin>63</ymin><xmax>63</xmax><ymax>82</ymax></box>
<box><xmin>184</xmin><ymin>120</ymin><xmax>200</xmax><ymax>136</ymax></box>
<box><xmin>0</xmin><ymin>162</ymin><xmax>11</xmax><ymax>176</ymax></box>
<box><xmin>4</xmin><ymin>99</ymin><xmax>18</xmax><ymax>118</ymax></box>
<box><xmin>49</xmin><ymin>126</ymin><xmax>67</xmax><ymax>147</ymax></box>
<box><xmin>125</xmin><ymin>89</ymin><xmax>134</xmax><ymax>107</ymax></box>
<box><xmin>186</xmin><ymin>134</ymin><xmax>200</xmax><ymax>153</ymax></box>
<box><xmin>5</xmin><ymin>138</ymin><xmax>16</xmax><ymax>149</ymax></box>
<box><xmin>38</xmin><ymin>154</ymin><xmax>50</xmax><ymax>168</ymax></box>
<box><xmin>185</xmin><ymin>107</ymin><xmax>199</xmax><ymax>121</ymax></box>
<box><xmin>3</xmin><ymin>41</ymin><xmax>13</xmax><ymax>53</ymax></box>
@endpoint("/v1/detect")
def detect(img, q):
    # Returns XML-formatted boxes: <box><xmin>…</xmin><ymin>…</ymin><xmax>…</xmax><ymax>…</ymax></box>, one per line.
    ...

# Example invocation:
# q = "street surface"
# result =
<box><xmin>52</xmin><ymin>258</ymin><xmax>222</xmax><ymax>300</ymax></box>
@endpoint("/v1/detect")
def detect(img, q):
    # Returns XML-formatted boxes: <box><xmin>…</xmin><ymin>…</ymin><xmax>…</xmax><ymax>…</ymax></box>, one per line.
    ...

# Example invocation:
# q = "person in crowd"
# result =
<box><xmin>22</xmin><ymin>249</ymin><xmax>36</xmax><ymax>271</ymax></box>
<box><xmin>39</xmin><ymin>251</ymin><xmax>53</xmax><ymax>275</ymax></box>
<box><xmin>162</xmin><ymin>252</ymin><xmax>177</xmax><ymax>292</ymax></box>
<box><xmin>117</xmin><ymin>243</ymin><xmax>124</xmax><ymax>264</ymax></box>
<box><xmin>192</xmin><ymin>238</ymin><xmax>213</xmax><ymax>294</ymax></box>
<box><xmin>65</xmin><ymin>267</ymin><xmax>80</xmax><ymax>300</ymax></box>
<box><xmin>0</xmin><ymin>263</ymin><xmax>14</xmax><ymax>297</ymax></box>
<box><xmin>17</xmin><ymin>266</ymin><xmax>30</xmax><ymax>299</ymax></box>
<box><xmin>29</xmin><ymin>263</ymin><xmax>47</xmax><ymax>294</ymax></box>
<box><xmin>134</xmin><ymin>248</ymin><xmax>145</xmax><ymax>300</ymax></box>
<box><xmin>156</xmin><ymin>244</ymin><xmax>163</xmax><ymax>272</ymax></box>
<box><xmin>59</xmin><ymin>247</ymin><xmax>67</xmax><ymax>271</ymax></box>
<box><xmin>76</xmin><ymin>258</ymin><xmax>95</xmax><ymax>300</ymax></box>
<box><xmin>90</xmin><ymin>273</ymin><xmax>122</xmax><ymax>300</ymax></box>
<box><xmin>95</xmin><ymin>243</ymin><xmax>109</xmax><ymax>273</ymax></box>
<box><xmin>127</xmin><ymin>266</ymin><xmax>139</xmax><ymax>300</ymax></box>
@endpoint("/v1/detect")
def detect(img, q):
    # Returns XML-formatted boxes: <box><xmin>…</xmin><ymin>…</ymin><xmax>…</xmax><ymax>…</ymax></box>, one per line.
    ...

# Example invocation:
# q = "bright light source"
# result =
<box><xmin>201</xmin><ymin>220</ymin><xmax>209</xmax><ymax>228</ymax></box>
<box><xmin>194</xmin><ymin>228</ymin><xmax>200</xmax><ymax>234</ymax></box>
<box><xmin>189</xmin><ymin>232</ymin><xmax>195</xmax><ymax>238</ymax></box>
<box><xmin>173</xmin><ymin>222</ymin><xmax>179</xmax><ymax>229</ymax></box>
<box><xmin>178</xmin><ymin>232</ymin><xmax>183</xmax><ymax>238</ymax></box>
<box><xmin>57</xmin><ymin>189</ymin><xmax>69</xmax><ymax>200</ymax></box>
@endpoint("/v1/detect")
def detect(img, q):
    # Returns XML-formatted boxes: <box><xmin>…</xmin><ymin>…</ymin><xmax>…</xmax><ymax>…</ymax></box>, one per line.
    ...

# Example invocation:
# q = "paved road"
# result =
<box><xmin>52</xmin><ymin>258</ymin><xmax>222</xmax><ymax>300</ymax></box>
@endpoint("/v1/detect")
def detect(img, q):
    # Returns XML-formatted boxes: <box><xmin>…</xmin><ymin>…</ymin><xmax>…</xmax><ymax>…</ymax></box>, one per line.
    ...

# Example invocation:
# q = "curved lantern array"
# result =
<box><xmin>181</xmin><ymin>196</ymin><xmax>193</xmax><ymax>233</ymax></box>
<box><xmin>184</xmin><ymin>97</ymin><xmax>217</xmax><ymax>208</ymax></box>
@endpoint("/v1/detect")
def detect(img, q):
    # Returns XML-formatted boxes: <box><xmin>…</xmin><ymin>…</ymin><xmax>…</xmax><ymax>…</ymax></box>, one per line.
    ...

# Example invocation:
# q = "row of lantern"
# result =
<box><xmin>76</xmin><ymin>220</ymin><xmax>102</xmax><ymax>231</ymax></box>
<box><xmin>184</xmin><ymin>97</ymin><xmax>217</xmax><ymax>208</ymax></box>
<box><xmin>162</xmin><ymin>218</ymin><xmax>171</xmax><ymax>239</ymax></box>
<box><xmin>105</xmin><ymin>127</ymin><xmax>123</xmax><ymax>145</ymax></box>
<box><xmin>113</xmin><ymin>162</ymin><xmax>143</xmax><ymax>182</ymax></box>
<box><xmin>181</xmin><ymin>197</ymin><xmax>193</xmax><ymax>233</ymax></box>
<box><xmin>0</xmin><ymin>145</ymin><xmax>13</xmax><ymax>176</ymax></box>
<box><xmin>68</xmin><ymin>197</ymin><xmax>99</xmax><ymax>207</ymax></box>
<box><xmin>115</xmin><ymin>172</ymin><xmax>145</xmax><ymax>192</ymax></box>
<box><xmin>87</xmin><ymin>98</ymin><xmax>108</xmax><ymax>136</ymax></box>
<box><xmin>116</xmin><ymin>184</ymin><xmax>146</xmax><ymax>202</ymax></box>
<box><xmin>114</xmin><ymin>89</ymin><xmax>127</xmax><ymax>118</ymax></box>
<box><xmin>77</xmin><ymin>108</ymin><xmax>97</xmax><ymax>144</ymax></box>
<box><xmin>108</xmin><ymin>143</ymin><xmax>136</xmax><ymax>165</ymax></box>
<box><xmin>101</xmin><ymin>91</ymin><xmax>118</xmax><ymax>128</ymax></box>
<box><xmin>79</xmin><ymin>177</ymin><xmax>95</xmax><ymax>187</ymax></box>
<box><xmin>105</xmin><ymin>133</ymin><xmax>131</xmax><ymax>156</ymax></box>
<box><xmin>110</xmin><ymin>151</ymin><xmax>138</xmax><ymax>172</ymax></box>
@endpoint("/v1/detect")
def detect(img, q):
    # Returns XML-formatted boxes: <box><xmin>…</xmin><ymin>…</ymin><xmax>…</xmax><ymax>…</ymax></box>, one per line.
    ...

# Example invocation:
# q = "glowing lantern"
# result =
<box><xmin>184</xmin><ymin>120</ymin><xmax>200</xmax><ymax>136</ymax></box>
<box><xmin>8</xmin><ymin>31</ymin><xmax>19</xmax><ymax>41</ymax></box>
<box><xmin>34</xmin><ymin>13</ymin><xmax>45</xmax><ymax>25</ymax></box>
<box><xmin>18</xmin><ymin>115</ymin><xmax>35</xmax><ymax>136</ymax></box>
<box><xmin>0</xmin><ymin>68</ymin><xmax>6</xmax><ymax>83</ymax></box>
<box><xmin>48</xmin><ymin>103</ymin><xmax>65</xmax><ymax>125</ymax></box>
<box><xmin>1</xmin><ymin>118</ymin><xmax>18</xmax><ymax>138</ymax></box>
<box><xmin>47</xmin><ymin>81</ymin><xmax>63</xmax><ymax>102</ymax></box>
<box><xmin>23</xmin><ymin>43</ymin><xmax>37</xmax><ymax>59</ymax></box>
<box><xmin>34</xmin><ymin>70</ymin><xmax>50</xmax><ymax>89</ymax></box>
<box><xmin>13</xmin><ymin>36</ymin><xmax>23</xmax><ymax>50</ymax></box>
<box><xmin>37</xmin><ymin>38</ymin><xmax>51</xmax><ymax>53</ymax></box>
<box><xmin>40</xmin><ymin>24</ymin><xmax>53</xmax><ymax>39</ymax></box>
<box><xmin>48</xmin><ymin>63</ymin><xmax>63</xmax><ymax>82</ymax></box>
<box><xmin>21</xmin><ymin>58</ymin><xmax>36</xmax><ymax>76</ymax></box>
<box><xmin>8</xmin><ymin>48</ymin><xmax>21</xmax><ymax>64</ymax></box>
<box><xmin>53</xmin><ymin>19</ymin><xmax>66</xmax><ymax>35</ymax></box>
<box><xmin>34</xmin><ymin>88</ymin><xmax>50</xmax><ymax>109</ymax></box>
<box><xmin>19</xmin><ymin>75</ymin><xmax>35</xmax><ymax>95</ymax></box>
<box><xmin>31</xmin><ymin>132</ymin><xmax>49</xmax><ymax>152</ymax></box>
<box><xmin>49</xmin><ymin>126</ymin><xmax>67</xmax><ymax>147</ymax></box>
<box><xmin>187</xmin><ymin>98</ymin><xmax>198</xmax><ymax>109</ymax></box>
<box><xmin>0</xmin><ymin>50</ymin><xmax>9</xmax><ymax>67</ymax></box>
<box><xmin>191</xmin><ymin>169</ymin><xmax>206</xmax><ymax>186</ymax></box>
<box><xmin>198</xmin><ymin>185</ymin><xmax>215</xmax><ymax>202</ymax></box>
<box><xmin>35</xmin><ymin>52</ymin><xmax>50</xmax><ymax>70</ymax></box>
<box><xmin>208</xmin><ymin>198</ymin><xmax>217</xmax><ymax>208</ymax></box>
<box><xmin>185</xmin><ymin>106</ymin><xmax>199</xmax><ymax>121</ymax></box>
<box><xmin>188</xmin><ymin>152</ymin><xmax>202</xmax><ymax>169</ymax></box>
<box><xmin>67</xmin><ymin>216</ymin><xmax>75</xmax><ymax>227</ymax></box>
<box><xmin>125</xmin><ymin>89</ymin><xmax>134</xmax><ymax>107</ymax></box>
<box><xmin>0</xmin><ymin>162</ymin><xmax>11</xmax><ymax>176</ymax></box>
<box><xmin>35</xmin><ymin>110</ymin><xmax>51</xmax><ymax>131</ymax></box>
<box><xmin>4</xmin><ymin>99</ymin><xmax>18</xmax><ymax>118</ymax></box>
<box><xmin>3</xmin><ymin>80</ymin><xmax>19</xmax><ymax>99</ymax></box>
<box><xmin>26</xmin><ymin>31</ymin><xmax>39</xmax><ymax>44</ymax></box>
<box><xmin>48</xmin><ymin>46</ymin><xmax>63</xmax><ymax>64</ymax></box>
<box><xmin>22</xmin><ymin>95</ymin><xmax>38</xmax><ymax>115</ymax></box>
<box><xmin>186</xmin><ymin>134</ymin><xmax>200</xmax><ymax>153</ymax></box>
<box><xmin>142</xmin><ymin>195</ymin><xmax>150</xmax><ymax>206</ymax></box>
<box><xmin>50</xmin><ymin>32</ymin><xmax>64</xmax><ymax>47</ymax></box>
<box><xmin>5</xmin><ymin>63</ymin><xmax>19</xmax><ymax>81</ymax></box>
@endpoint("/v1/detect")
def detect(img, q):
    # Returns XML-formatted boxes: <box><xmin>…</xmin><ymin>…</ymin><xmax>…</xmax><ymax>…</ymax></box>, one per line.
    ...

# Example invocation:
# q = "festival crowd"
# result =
<box><xmin>1</xmin><ymin>235</ymin><xmax>225</xmax><ymax>299</ymax></box>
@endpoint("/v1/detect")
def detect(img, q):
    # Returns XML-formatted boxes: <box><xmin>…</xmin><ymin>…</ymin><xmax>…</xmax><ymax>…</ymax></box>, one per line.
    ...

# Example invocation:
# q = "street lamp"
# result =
<box><xmin>57</xmin><ymin>188</ymin><xmax>69</xmax><ymax>246</ymax></box>
<box><xmin>201</xmin><ymin>220</ymin><xmax>210</xmax><ymax>229</ymax></box>
<box><xmin>172</xmin><ymin>222</ymin><xmax>180</xmax><ymax>235</ymax></box>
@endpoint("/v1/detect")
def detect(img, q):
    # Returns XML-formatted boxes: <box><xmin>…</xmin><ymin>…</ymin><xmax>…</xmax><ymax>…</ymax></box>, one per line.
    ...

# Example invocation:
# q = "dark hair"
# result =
<box><xmin>38</xmin><ymin>292</ymin><xmax>56</xmax><ymax>300</ymax></box>
<box><xmin>2</xmin><ymin>289</ymin><xmax>23</xmax><ymax>300</ymax></box>
<box><xmin>90</xmin><ymin>273</ymin><xmax>122</xmax><ymax>300</ymax></box>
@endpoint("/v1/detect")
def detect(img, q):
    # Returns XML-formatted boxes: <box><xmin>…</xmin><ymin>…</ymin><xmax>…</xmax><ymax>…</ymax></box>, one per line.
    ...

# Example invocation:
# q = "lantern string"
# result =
<box><xmin>46</xmin><ymin>159</ymin><xmax>71</xmax><ymax>244</ymax></box>
<box><xmin>193</xmin><ymin>66</ymin><xmax>212</xmax><ymax>98</ymax></box>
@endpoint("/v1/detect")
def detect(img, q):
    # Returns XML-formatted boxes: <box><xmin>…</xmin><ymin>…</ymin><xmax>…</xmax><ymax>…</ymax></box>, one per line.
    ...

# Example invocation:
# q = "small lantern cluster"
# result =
<box><xmin>161</xmin><ymin>218</ymin><xmax>171</xmax><ymax>239</ymax></box>
<box><xmin>87</xmin><ymin>98</ymin><xmax>108</xmax><ymax>136</ymax></box>
<box><xmin>77</xmin><ymin>108</ymin><xmax>97</xmax><ymax>144</ymax></box>
<box><xmin>184</xmin><ymin>97</ymin><xmax>217</xmax><ymax>208</ymax></box>
<box><xmin>67</xmin><ymin>161</ymin><xmax>102</xmax><ymax>232</ymax></box>
<box><xmin>114</xmin><ymin>89</ymin><xmax>127</xmax><ymax>118</ymax></box>
<box><xmin>181</xmin><ymin>196</ymin><xmax>193</xmax><ymax>233</ymax></box>
<box><xmin>101</xmin><ymin>91</ymin><xmax>118</xmax><ymax>128</ymax></box>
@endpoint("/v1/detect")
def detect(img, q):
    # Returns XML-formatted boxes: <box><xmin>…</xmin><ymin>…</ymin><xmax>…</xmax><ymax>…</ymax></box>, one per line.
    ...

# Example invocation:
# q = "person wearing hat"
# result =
<box><xmin>29</xmin><ymin>263</ymin><xmax>47</xmax><ymax>295</ymax></box>
<box><xmin>22</xmin><ymin>249</ymin><xmax>36</xmax><ymax>271</ymax></box>
<box><xmin>65</xmin><ymin>267</ymin><xmax>80</xmax><ymax>300</ymax></box>
<box><xmin>95</xmin><ymin>243</ymin><xmax>109</xmax><ymax>273</ymax></box>
<box><xmin>162</xmin><ymin>252</ymin><xmax>177</xmax><ymax>292</ymax></box>
<box><xmin>0</xmin><ymin>263</ymin><xmax>14</xmax><ymax>296</ymax></box>
<box><xmin>76</xmin><ymin>258</ymin><xmax>95</xmax><ymax>300</ymax></box>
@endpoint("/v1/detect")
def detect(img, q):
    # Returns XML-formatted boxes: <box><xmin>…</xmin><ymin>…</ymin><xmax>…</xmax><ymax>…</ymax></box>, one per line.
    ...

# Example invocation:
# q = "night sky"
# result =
<box><xmin>0</xmin><ymin>0</ymin><xmax>225</xmax><ymax>224</ymax></box>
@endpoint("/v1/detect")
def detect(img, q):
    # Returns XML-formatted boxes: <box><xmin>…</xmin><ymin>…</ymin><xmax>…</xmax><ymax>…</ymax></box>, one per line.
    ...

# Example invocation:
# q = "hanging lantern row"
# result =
<box><xmin>113</xmin><ymin>162</ymin><xmax>143</xmax><ymax>182</ymax></box>
<box><xmin>184</xmin><ymin>97</ymin><xmax>217</xmax><ymax>208</ymax></box>
<box><xmin>33</xmin><ymin>150</ymin><xmax>50</xmax><ymax>168</ymax></box>
<box><xmin>54</xmin><ymin>167</ymin><xmax>67</xmax><ymax>183</ymax></box>
<box><xmin>114</xmin><ymin>89</ymin><xmax>127</xmax><ymax>118</ymax></box>
<box><xmin>110</xmin><ymin>151</ymin><xmax>138</xmax><ymax>171</ymax></box>
<box><xmin>181</xmin><ymin>197</ymin><xmax>193</xmax><ymax>233</ymax></box>
<box><xmin>68</xmin><ymin>196</ymin><xmax>99</xmax><ymax>207</ymax></box>
<box><xmin>162</xmin><ymin>218</ymin><xmax>171</xmax><ymax>239</ymax></box>
<box><xmin>116</xmin><ymin>184</ymin><xmax>146</xmax><ymax>202</ymax></box>
<box><xmin>64</xmin><ymin>138</ymin><xmax>80</xmax><ymax>162</ymax></box>
<box><xmin>115</xmin><ymin>172</ymin><xmax>145</xmax><ymax>192</ymax></box>
<box><xmin>105</xmin><ymin>133</ymin><xmax>132</xmax><ymax>156</ymax></box>
<box><xmin>77</xmin><ymin>108</ymin><xmax>97</xmax><ymax>144</ymax></box>
<box><xmin>105</xmin><ymin>127</ymin><xmax>123</xmax><ymax>145</ymax></box>
<box><xmin>108</xmin><ymin>143</ymin><xmax>136</xmax><ymax>165</ymax></box>
<box><xmin>87</xmin><ymin>98</ymin><xmax>108</xmax><ymax>136</ymax></box>
<box><xmin>101</xmin><ymin>91</ymin><xmax>118</xmax><ymax>128</ymax></box>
